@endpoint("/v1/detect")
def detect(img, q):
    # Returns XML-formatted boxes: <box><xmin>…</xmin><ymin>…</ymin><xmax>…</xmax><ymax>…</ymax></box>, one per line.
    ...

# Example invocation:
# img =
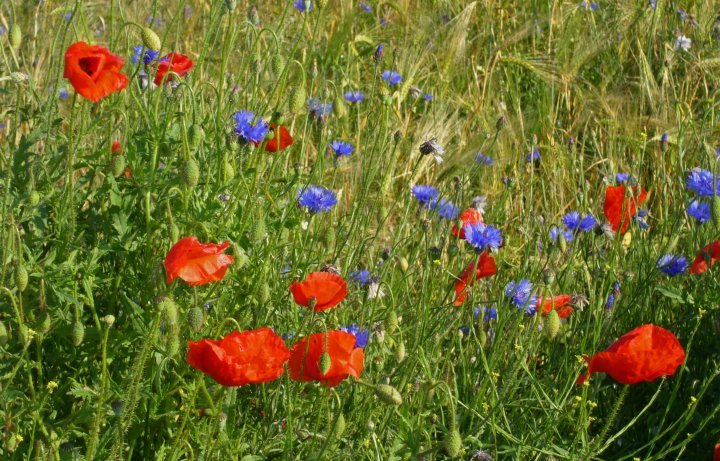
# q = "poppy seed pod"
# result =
<box><xmin>71</xmin><ymin>321</ymin><xmax>85</xmax><ymax>346</ymax></box>
<box><xmin>443</xmin><ymin>429</ymin><xmax>463</xmax><ymax>458</ymax></box>
<box><xmin>111</xmin><ymin>154</ymin><xmax>126</xmax><ymax>177</ymax></box>
<box><xmin>188</xmin><ymin>307</ymin><xmax>204</xmax><ymax>332</ymax></box>
<box><xmin>181</xmin><ymin>159</ymin><xmax>200</xmax><ymax>188</ymax></box>
<box><xmin>9</xmin><ymin>24</ymin><xmax>21</xmax><ymax>49</ymax></box>
<box><xmin>374</xmin><ymin>384</ymin><xmax>403</xmax><ymax>406</ymax></box>
<box><xmin>141</xmin><ymin>27</ymin><xmax>161</xmax><ymax>51</ymax></box>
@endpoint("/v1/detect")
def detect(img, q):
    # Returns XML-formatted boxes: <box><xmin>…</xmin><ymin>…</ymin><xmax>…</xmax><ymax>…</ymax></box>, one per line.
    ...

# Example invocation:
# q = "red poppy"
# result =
<box><xmin>187</xmin><ymin>328</ymin><xmax>290</xmax><ymax>386</ymax></box>
<box><xmin>124</xmin><ymin>168</ymin><xmax>131</xmax><ymax>178</ymax></box>
<box><xmin>288</xmin><ymin>330</ymin><xmax>364</xmax><ymax>387</ymax></box>
<box><xmin>290</xmin><ymin>272</ymin><xmax>347</xmax><ymax>312</ymax></box>
<box><xmin>603</xmin><ymin>185</ymin><xmax>648</xmax><ymax>234</ymax></box>
<box><xmin>577</xmin><ymin>324</ymin><xmax>685</xmax><ymax>385</ymax></box>
<box><xmin>714</xmin><ymin>443</ymin><xmax>720</xmax><ymax>461</ymax></box>
<box><xmin>453</xmin><ymin>251</ymin><xmax>497</xmax><ymax>306</ymax></box>
<box><xmin>165</xmin><ymin>236</ymin><xmax>234</xmax><ymax>286</ymax></box>
<box><xmin>63</xmin><ymin>42</ymin><xmax>129</xmax><ymax>103</ymax></box>
<box><xmin>537</xmin><ymin>295</ymin><xmax>573</xmax><ymax>319</ymax></box>
<box><xmin>263</xmin><ymin>123</ymin><xmax>293</xmax><ymax>152</ymax></box>
<box><xmin>689</xmin><ymin>240</ymin><xmax>720</xmax><ymax>275</ymax></box>
<box><xmin>111</xmin><ymin>140</ymin><xmax>121</xmax><ymax>152</ymax></box>
<box><xmin>452</xmin><ymin>208</ymin><xmax>483</xmax><ymax>239</ymax></box>
<box><xmin>154</xmin><ymin>53</ymin><xmax>194</xmax><ymax>86</ymax></box>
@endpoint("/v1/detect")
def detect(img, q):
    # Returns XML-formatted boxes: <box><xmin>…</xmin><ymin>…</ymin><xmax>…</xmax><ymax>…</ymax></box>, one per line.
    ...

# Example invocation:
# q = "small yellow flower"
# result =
<box><xmin>482</xmin><ymin>403</ymin><xmax>490</xmax><ymax>413</ymax></box>
<box><xmin>588</xmin><ymin>400</ymin><xmax>597</xmax><ymax>409</ymax></box>
<box><xmin>582</xmin><ymin>380</ymin><xmax>590</xmax><ymax>387</ymax></box>
<box><xmin>15</xmin><ymin>434</ymin><xmax>24</xmax><ymax>443</ymax></box>
<box><xmin>690</xmin><ymin>396</ymin><xmax>697</xmax><ymax>404</ymax></box>
<box><xmin>514</xmin><ymin>343</ymin><xmax>521</xmax><ymax>351</ymax></box>
<box><xmin>574</xmin><ymin>396</ymin><xmax>583</xmax><ymax>403</ymax></box>
<box><xmin>46</xmin><ymin>381</ymin><xmax>58</xmax><ymax>393</ymax></box>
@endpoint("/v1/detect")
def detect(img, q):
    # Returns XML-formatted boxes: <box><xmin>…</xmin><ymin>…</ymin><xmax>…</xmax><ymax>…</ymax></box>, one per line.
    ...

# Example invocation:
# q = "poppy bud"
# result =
<box><xmin>621</xmin><ymin>231</ymin><xmax>632</xmax><ymax>252</ymax></box>
<box><xmin>394</xmin><ymin>340</ymin><xmax>406</xmax><ymax>363</ymax></box>
<box><xmin>187</xmin><ymin>124</ymin><xmax>204</xmax><ymax>152</ymax></box>
<box><xmin>397</xmin><ymin>256</ymin><xmax>409</xmax><ymax>273</ymax></box>
<box><xmin>111</xmin><ymin>400</ymin><xmax>123</xmax><ymax>416</ymax></box>
<box><xmin>247</xmin><ymin>6</ymin><xmax>261</xmax><ymax>27</ymax></box>
<box><xmin>224</xmin><ymin>160</ymin><xmax>235</xmax><ymax>181</ymax></box>
<box><xmin>141</xmin><ymin>27</ymin><xmax>161</xmax><ymax>51</ymax></box>
<box><xmin>384</xmin><ymin>310</ymin><xmax>398</xmax><ymax>334</ymax></box>
<box><xmin>558</xmin><ymin>233</ymin><xmax>567</xmax><ymax>253</ymax></box>
<box><xmin>38</xmin><ymin>313</ymin><xmax>51</xmax><ymax>334</ymax></box>
<box><xmin>111</xmin><ymin>154</ymin><xmax>126</xmax><ymax>177</ymax></box>
<box><xmin>0</xmin><ymin>320</ymin><xmax>8</xmax><ymax>346</ymax></box>
<box><xmin>289</xmin><ymin>86</ymin><xmax>306</xmax><ymax>114</ymax></box>
<box><xmin>260</xmin><ymin>282</ymin><xmax>271</xmax><ymax>304</ymax></box>
<box><xmin>374</xmin><ymin>384</ymin><xmax>403</xmax><ymax>406</ymax></box>
<box><xmin>319</xmin><ymin>351</ymin><xmax>332</xmax><ymax>375</ymax></box>
<box><xmin>308</xmin><ymin>297</ymin><xmax>317</xmax><ymax>310</ymax></box>
<box><xmin>165</xmin><ymin>334</ymin><xmax>179</xmax><ymax>357</ymax></box>
<box><xmin>271</xmin><ymin>54</ymin><xmax>285</xmax><ymax>79</ymax></box>
<box><xmin>188</xmin><ymin>307</ymin><xmax>204</xmax><ymax>332</ymax></box>
<box><xmin>542</xmin><ymin>268</ymin><xmax>555</xmax><ymax>285</ymax></box>
<box><xmin>15</xmin><ymin>265</ymin><xmax>28</xmax><ymax>292</ymax></box>
<box><xmin>181</xmin><ymin>159</ymin><xmax>200</xmax><ymax>188</ymax></box>
<box><xmin>544</xmin><ymin>309</ymin><xmax>561</xmax><ymax>340</ymax></box>
<box><xmin>29</xmin><ymin>190</ymin><xmax>40</xmax><ymax>206</ymax></box>
<box><xmin>333</xmin><ymin>413</ymin><xmax>346</xmax><ymax>439</ymax></box>
<box><xmin>71</xmin><ymin>321</ymin><xmax>85</xmax><ymax>346</ymax></box>
<box><xmin>168</xmin><ymin>223</ymin><xmax>180</xmax><ymax>243</ymax></box>
<box><xmin>253</xmin><ymin>218</ymin><xmax>267</xmax><ymax>243</ymax></box>
<box><xmin>712</xmin><ymin>195</ymin><xmax>720</xmax><ymax>230</ymax></box>
<box><xmin>160</xmin><ymin>298</ymin><xmax>178</xmax><ymax>326</ymax></box>
<box><xmin>333</xmin><ymin>96</ymin><xmax>347</xmax><ymax>118</ymax></box>
<box><xmin>225</xmin><ymin>0</ymin><xmax>237</xmax><ymax>11</ymax></box>
<box><xmin>443</xmin><ymin>429</ymin><xmax>463</xmax><ymax>458</ymax></box>
<box><xmin>9</xmin><ymin>24</ymin><xmax>21</xmax><ymax>49</ymax></box>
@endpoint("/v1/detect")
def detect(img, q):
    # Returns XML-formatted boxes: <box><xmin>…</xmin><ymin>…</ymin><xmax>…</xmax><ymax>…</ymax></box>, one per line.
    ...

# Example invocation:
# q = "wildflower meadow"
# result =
<box><xmin>1</xmin><ymin>0</ymin><xmax>720</xmax><ymax>459</ymax></box>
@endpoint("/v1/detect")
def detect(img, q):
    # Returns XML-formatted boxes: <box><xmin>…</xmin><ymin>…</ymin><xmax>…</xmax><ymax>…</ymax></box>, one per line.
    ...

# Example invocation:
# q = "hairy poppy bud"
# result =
<box><xmin>319</xmin><ymin>351</ymin><xmax>332</xmax><ymax>375</ymax></box>
<box><xmin>544</xmin><ymin>309</ymin><xmax>561</xmax><ymax>340</ymax></box>
<box><xmin>224</xmin><ymin>160</ymin><xmax>235</xmax><ymax>181</ymax></box>
<box><xmin>443</xmin><ymin>430</ymin><xmax>463</xmax><ymax>458</ymax></box>
<box><xmin>181</xmin><ymin>159</ymin><xmax>200</xmax><ymax>188</ymax></box>
<box><xmin>165</xmin><ymin>334</ymin><xmax>179</xmax><ymax>357</ymax></box>
<box><xmin>0</xmin><ymin>320</ymin><xmax>8</xmax><ymax>346</ymax></box>
<box><xmin>160</xmin><ymin>298</ymin><xmax>178</xmax><ymax>326</ymax></box>
<box><xmin>374</xmin><ymin>384</ymin><xmax>403</xmax><ymax>406</ymax></box>
<box><xmin>102</xmin><ymin>315</ymin><xmax>116</xmax><ymax>327</ymax></box>
<box><xmin>271</xmin><ymin>54</ymin><xmax>285</xmax><ymax>79</ymax></box>
<box><xmin>260</xmin><ymin>282</ymin><xmax>271</xmax><ymax>304</ymax></box>
<box><xmin>333</xmin><ymin>412</ymin><xmax>346</xmax><ymax>439</ymax></box>
<box><xmin>9</xmin><ymin>24</ymin><xmax>21</xmax><ymax>49</ymax></box>
<box><xmin>384</xmin><ymin>310</ymin><xmax>398</xmax><ymax>334</ymax></box>
<box><xmin>187</xmin><ymin>124</ymin><xmax>204</xmax><ymax>152</ymax></box>
<box><xmin>168</xmin><ymin>223</ymin><xmax>180</xmax><ymax>243</ymax></box>
<box><xmin>38</xmin><ymin>313</ymin><xmax>51</xmax><ymax>334</ymax></box>
<box><xmin>15</xmin><ymin>265</ymin><xmax>28</xmax><ymax>292</ymax></box>
<box><xmin>397</xmin><ymin>256</ymin><xmax>409</xmax><ymax>273</ymax></box>
<box><xmin>542</xmin><ymin>268</ymin><xmax>555</xmax><ymax>285</ymax></box>
<box><xmin>111</xmin><ymin>154</ymin><xmax>126</xmax><ymax>177</ymax></box>
<box><xmin>558</xmin><ymin>233</ymin><xmax>568</xmax><ymax>253</ymax></box>
<box><xmin>333</xmin><ymin>95</ymin><xmax>347</xmax><ymax>118</ymax></box>
<box><xmin>247</xmin><ymin>6</ymin><xmax>260</xmax><ymax>26</ymax></box>
<box><xmin>394</xmin><ymin>340</ymin><xmax>406</xmax><ymax>363</ymax></box>
<box><xmin>225</xmin><ymin>0</ymin><xmax>237</xmax><ymax>11</ymax></box>
<box><xmin>712</xmin><ymin>194</ymin><xmax>720</xmax><ymax>230</ymax></box>
<box><xmin>141</xmin><ymin>27</ymin><xmax>161</xmax><ymax>51</ymax></box>
<box><xmin>253</xmin><ymin>218</ymin><xmax>267</xmax><ymax>243</ymax></box>
<box><xmin>188</xmin><ymin>307</ymin><xmax>204</xmax><ymax>332</ymax></box>
<box><xmin>289</xmin><ymin>86</ymin><xmax>306</xmax><ymax>114</ymax></box>
<box><xmin>29</xmin><ymin>190</ymin><xmax>40</xmax><ymax>206</ymax></box>
<box><xmin>71</xmin><ymin>321</ymin><xmax>85</xmax><ymax>346</ymax></box>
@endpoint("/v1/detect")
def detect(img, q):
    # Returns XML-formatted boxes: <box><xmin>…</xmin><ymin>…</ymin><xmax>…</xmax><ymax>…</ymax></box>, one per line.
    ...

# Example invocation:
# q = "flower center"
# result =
<box><xmin>78</xmin><ymin>56</ymin><xmax>102</xmax><ymax>79</ymax></box>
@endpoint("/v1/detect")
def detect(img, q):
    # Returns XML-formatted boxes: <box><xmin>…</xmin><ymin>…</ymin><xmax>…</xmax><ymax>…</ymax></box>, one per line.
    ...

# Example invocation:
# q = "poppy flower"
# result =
<box><xmin>689</xmin><ymin>240</ymin><xmax>720</xmax><ymax>274</ymax></box>
<box><xmin>714</xmin><ymin>443</ymin><xmax>720</xmax><ymax>461</ymax></box>
<box><xmin>290</xmin><ymin>272</ymin><xmax>347</xmax><ymax>311</ymax></box>
<box><xmin>453</xmin><ymin>252</ymin><xmax>497</xmax><ymax>306</ymax></box>
<box><xmin>165</xmin><ymin>236</ymin><xmax>234</xmax><ymax>286</ymax></box>
<box><xmin>154</xmin><ymin>52</ymin><xmax>194</xmax><ymax>86</ymax></box>
<box><xmin>452</xmin><ymin>208</ymin><xmax>483</xmax><ymax>239</ymax></box>
<box><xmin>187</xmin><ymin>328</ymin><xmax>290</xmax><ymax>386</ymax></box>
<box><xmin>63</xmin><ymin>42</ymin><xmax>129</xmax><ymax>102</ymax></box>
<box><xmin>263</xmin><ymin>123</ymin><xmax>293</xmax><ymax>152</ymax></box>
<box><xmin>111</xmin><ymin>140</ymin><xmax>121</xmax><ymax>152</ymax></box>
<box><xmin>536</xmin><ymin>294</ymin><xmax>573</xmax><ymax>319</ymax></box>
<box><xmin>603</xmin><ymin>185</ymin><xmax>648</xmax><ymax>234</ymax></box>
<box><xmin>288</xmin><ymin>330</ymin><xmax>364</xmax><ymax>387</ymax></box>
<box><xmin>577</xmin><ymin>324</ymin><xmax>685</xmax><ymax>385</ymax></box>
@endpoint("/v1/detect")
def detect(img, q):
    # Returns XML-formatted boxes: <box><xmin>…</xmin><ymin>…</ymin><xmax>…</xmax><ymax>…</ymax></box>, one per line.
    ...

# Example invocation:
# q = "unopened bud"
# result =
<box><xmin>9</xmin><ymin>24</ymin><xmax>21</xmax><ymax>49</ymax></box>
<box><xmin>111</xmin><ymin>154</ymin><xmax>126</xmax><ymax>177</ymax></box>
<box><xmin>394</xmin><ymin>340</ymin><xmax>406</xmax><ymax>363</ymax></box>
<box><xmin>15</xmin><ymin>265</ymin><xmax>28</xmax><ymax>292</ymax></box>
<box><xmin>374</xmin><ymin>384</ymin><xmax>403</xmax><ymax>406</ymax></box>
<box><xmin>71</xmin><ymin>321</ymin><xmax>85</xmax><ymax>346</ymax></box>
<box><xmin>443</xmin><ymin>430</ymin><xmax>463</xmax><ymax>458</ymax></box>
<box><xmin>141</xmin><ymin>27</ymin><xmax>161</xmax><ymax>51</ymax></box>
<box><xmin>544</xmin><ymin>309</ymin><xmax>561</xmax><ymax>340</ymax></box>
<box><xmin>187</xmin><ymin>307</ymin><xmax>204</xmax><ymax>332</ymax></box>
<box><xmin>271</xmin><ymin>54</ymin><xmax>285</xmax><ymax>79</ymax></box>
<box><xmin>384</xmin><ymin>310</ymin><xmax>398</xmax><ymax>334</ymax></box>
<box><xmin>712</xmin><ymin>194</ymin><xmax>720</xmax><ymax>230</ymax></box>
<box><xmin>160</xmin><ymin>298</ymin><xmax>178</xmax><ymax>326</ymax></box>
<box><xmin>289</xmin><ymin>86</ymin><xmax>306</xmax><ymax>114</ymax></box>
<box><xmin>181</xmin><ymin>159</ymin><xmax>200</xmax><ymax>188</ymax></box>
<box><xmin>319</xmin><ymin>351</ymin><xmax>332</xmax><ymax>375</ymax></box>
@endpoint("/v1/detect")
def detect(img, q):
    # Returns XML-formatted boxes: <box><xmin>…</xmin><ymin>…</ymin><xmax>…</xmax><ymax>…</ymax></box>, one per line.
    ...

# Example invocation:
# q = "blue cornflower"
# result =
<box><xmin>281</xmin><ymin>332</ymin><xmax>294</xmax><ymax>341</ymax></box>
<box><xmin>374</xmin><ymin>43</ymin><xmax>383</xmax><ymax>62</ymax></box>
<box><xmin>232</xmin><ymin>110</ymin><xmax>269</xmax><ymax>143</ymax></box>
<box><xmin>676</xmin><ymin>8</ymin><xmax>688</xmax><ymax>22</ymax></box>
<box><xmin>505</xmin><ymin>280</ymin><xmax>538</xmax><ymax>314</ymax></box>
<box><xmin>687</xmin><ymin>200</ymin><xmax>711</xmax><ymax>223</ymax></box>
<box><xmin>562</xmin><ymin>212</ymin><xmax>581</xmax><ymax>230</ymax></box>
<box><xmin>549</xmin><ymin>226</ymin><xmax>574</xmax><ymax>243</ymax></box>
<box><xmin>0</xmin><ymin>26</ymin><xmax>5</xmax><ymax>36</ymax></box>
<box><xmin>580</xmin><ymin>2</ymin><xmax>598</xmax><ymax>11</ymax></box>
<box><xmin>657</xmin><ymin>255</ymin><xmax>688</xmax><ymax>276</ymax></box>
<box><xmin>613</xmin><ymin>281</ymin><xmax>621</xmax><ymax>294</ymax></box>
<box><xmin>464</xmin><ymin>222</ymin><xmax>503</xmax><ymax>251</ymax></box>
<box><xmin>605</xmin><ymin>293</ymin><xmax>615</xmax><ymax>309</ymax></box>
<box><xmin>349</xmin><ymin>269</ymin><xmax>371</xmax><ymax>285</ymax></box>
<box><xmin>459</xmin><ymin>326</ymin><xmax>471</xmax><ymax>337</ymax></box>
<box><xmin>526</xmin><ymin>147</ymin><xmax>540</xmax><ymax>163</ymax></box>
<box><xmin>65</xmin><ymin>12</ymin><xmax>72</xmax><ymax>21</ymax></box>
<box><xmin>616</xmin><ymin>172</ymin><xmax>630</xmax><ymax>183</ymax></box>
<box><xmin>340</xmin><ymin>325</ymin><xmax>369</xmax><ymax>348</ymax></box>
<box><xmin>686</xmin><ymin>168</ymin><xmax>719</xmax><ymax>197</ymax></box>
<box><xmin>432</xmin><ymin>199</ymin><xmax>459</xmax><ymax>220</ymax></box>
<box><xmin>359</xmin><ymin>2</ymin><xmax>372</xmax><ymax>13</ymax></box>
<box><xmin>634</xmin><ymin>215</ymin><xmax>650</xmax><ymax>230</ymax></box>
<box><xmin>307</xmin><ymin>98</ymin><xmax>332</xmax><ymax>117</ymax></box>
<box><xmin>59</xmin><ymin>89</ymin><xmax>69</xmax><ymax>101</ymax></box>
<box><xmin>147</xmin><ymin>15</ymin><xmax>161</xmax><ymax>26</ymax></box>
<box><xmin>381</xmin><ymin>70</ymin><xmax>402</xmax><ymax>86</ymax></box>
<box><xmin>411</xmin><ymin>185</ymin><xmax>439</xmax><ymax>205</ymax></box>
<box><xmin>344</xmin><ymin>91</ymin><xmax>364</xmax><ymax>103</ymax></box>
<box><xmin>474</xmin><ymin>153</ymin><xmax>494</xmax><ymax>166</ymax></box>
<box><xmin>294</xmin><ymin>0</ymin><xmax>312</xmax><ymax>12</ymax></box>
<box><xmin>475</xmin><ymin>306</ymin><xmax>497</xmax><ymax>322</ymax></box>
<box><xmin>424</xmin><ymin>93</ymin><xmax>433</xmax><ymax>101</ymax></box>
<box><xmin>715</xmin><ymin>146</ymin><xmax>720</xmax><ymax>158</ymax></box>
<box><xmin>132</xmin><ymin>45</ymin><xmax>159</xmax><ymax>65</ymax></box>
<box><xmin>329</xmin><ymin>140</ymin><xmax>354</xmax><ymax>157</ymax></box>
<box><xmin>280</xmin><ymin>265</ymin><xmax>292</xmax><ymax>276</ymax></box>
<box><xmin>579</xmin><ymin>214</ymin><xmax>597</xmax><ymax>232</ymax></box>
<box><xmin>297</xmin><ymin>185</ymin><xmax>337</xmax><ymax>213</ymax></box>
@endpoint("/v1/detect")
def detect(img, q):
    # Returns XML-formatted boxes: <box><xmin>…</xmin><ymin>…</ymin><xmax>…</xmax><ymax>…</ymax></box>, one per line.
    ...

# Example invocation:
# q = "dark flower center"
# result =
<box><xmin>78</xmin><ymin>56</ymin><xmax>102</xmax><ymax>79</ymax></box>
